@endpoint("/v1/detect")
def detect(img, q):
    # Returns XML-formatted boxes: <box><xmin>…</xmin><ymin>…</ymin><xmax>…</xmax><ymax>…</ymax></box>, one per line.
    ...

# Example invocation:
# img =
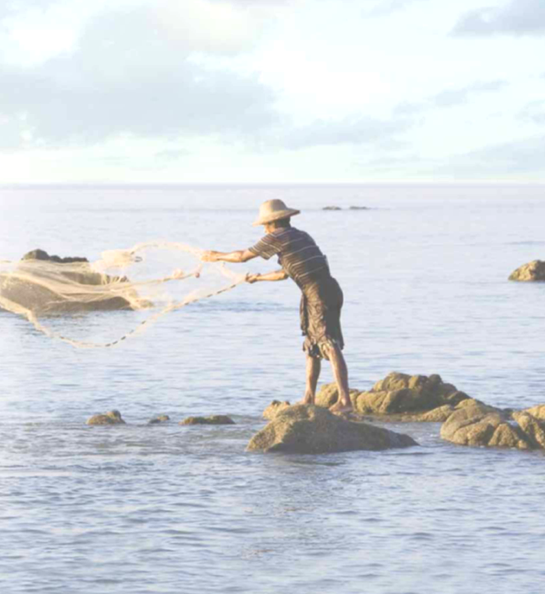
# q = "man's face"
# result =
<box><xmin>264</xmin><ymin>222</ymin><xmax>274</xmax><ymax>234</ymax></box>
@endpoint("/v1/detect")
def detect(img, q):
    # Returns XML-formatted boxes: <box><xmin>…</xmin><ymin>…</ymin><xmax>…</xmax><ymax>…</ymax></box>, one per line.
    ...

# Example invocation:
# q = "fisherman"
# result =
<box><xmin>202</xmin><ymin>199</ymin><xmax>352</xmax><ymax>414</ymax></box>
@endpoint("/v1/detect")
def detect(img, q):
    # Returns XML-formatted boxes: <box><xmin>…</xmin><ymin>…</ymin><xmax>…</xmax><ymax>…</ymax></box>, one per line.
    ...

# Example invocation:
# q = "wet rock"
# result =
<box><xmin>86</xmin><ymin>410</ymin><xmax>126</xmax><ymax>426</ymax></box>
<box><xmin>508</xmin><ymin>260</ymin><xmax>545</xmax><ymax>281</ymax></box>
<box><xmin>148</xmin><ymin>415</ymin><xmax>170</xmax><ymax>424</ymax></box>
<box><xmin>179</xmin><ymin>415</ymin><xmax>235</xmax><ymax>426</ymax></box>
<box><xmin>263</xmin><ymin>400</ymin><xmax>292</xmax><ymax>421</ymax></box>
<box><xmin>247</xmin><ymin>404</ymin><xmax>417</xmax><ymax>454</ymax></box>
<box><xmin>440</xmin><ymin>401</ymin><xmax>531</xmax><ymax>449</ymax></box>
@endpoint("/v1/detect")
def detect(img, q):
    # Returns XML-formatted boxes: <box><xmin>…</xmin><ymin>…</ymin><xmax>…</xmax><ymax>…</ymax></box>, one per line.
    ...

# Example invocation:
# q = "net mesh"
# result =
<box><xmin>0</xmin><ymin>242</ymin><xmax>247</xmax><ymax>348</ymax></box>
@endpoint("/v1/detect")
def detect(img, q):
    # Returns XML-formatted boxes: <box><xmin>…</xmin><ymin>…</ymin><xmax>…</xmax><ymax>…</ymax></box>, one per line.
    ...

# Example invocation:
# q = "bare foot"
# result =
<box><xmin>329</xmin><ymin>402</ymin><xmax>354</xmax><ymax>415</ymax></box>
<box><xmin>299</xmin><ymin>396</ymin><xmax>315</xmax><ymax>406</ymax></box>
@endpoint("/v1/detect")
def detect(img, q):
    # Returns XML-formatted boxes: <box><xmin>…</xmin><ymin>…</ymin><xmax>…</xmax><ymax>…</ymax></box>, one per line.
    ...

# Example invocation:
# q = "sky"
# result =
<box><xmin>0</xmin><ymin>0</ymin><xmax>544</xmax><ymax>183</ymax></box>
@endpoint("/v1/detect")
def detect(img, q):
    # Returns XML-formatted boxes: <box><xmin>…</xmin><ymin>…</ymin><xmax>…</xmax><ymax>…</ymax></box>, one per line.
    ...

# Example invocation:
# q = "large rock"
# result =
<box><xmin>86</xmin><ymin>410</ymin><xmax>126</xmax><ymax>425</ymax></box>
<box><xmin>508</xmin><ymin>260</ymin><xmax>545</xmax><ymax>281</ymax></box>
<box><xmin>0</xmin><ymin>249</ymin><xmax>143</xmax><ymax>314</ymax></box>
<box><xmin>247</xmin><ymin>404</ymin><xmax>417</xmax><ymax>454</ymax></box>
<box><xmin>512</xmin><ymin>412</ymin><xmax>545</xmax><ymax>449</ymax></box>
<box><xmin>523</xmin><ymin>404</ymin><xmax>545</xmax><ymax>421</ymax></box>
<box><xmin>317</xmin><ymin>372</ymin><xmax>470</xmax><ymax>421</ymax></box>
<box><xmin>440</xmin><ymin>401</ymin><xmax>532</xmax><ymax>450</ymax></box>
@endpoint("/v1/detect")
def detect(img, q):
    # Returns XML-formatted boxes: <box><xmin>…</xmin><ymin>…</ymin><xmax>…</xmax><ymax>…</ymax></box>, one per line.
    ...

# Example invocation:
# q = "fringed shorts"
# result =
<box><xmin>300</xmin><ymin>275</ymin><xmax>345</xmax><ymax>360</ymax></box>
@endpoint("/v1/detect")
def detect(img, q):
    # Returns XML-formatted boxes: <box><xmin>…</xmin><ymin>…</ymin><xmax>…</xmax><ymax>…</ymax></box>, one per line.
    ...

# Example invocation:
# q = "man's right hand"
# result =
<box><xmin>246</xmin><ymin>273</ymin><xmax>261</xmax><ymax>283</ymax></box>
<box><xmin>201</xmin><ymin>251</ymin><xmax>218</xmax><ymax>262</ymax></box>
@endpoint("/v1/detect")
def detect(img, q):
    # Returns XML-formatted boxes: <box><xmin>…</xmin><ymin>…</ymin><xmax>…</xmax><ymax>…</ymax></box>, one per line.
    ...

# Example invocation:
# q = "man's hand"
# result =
<box><xmin>246</xmin><ymin>273</ymin><xmax>261</xmax><ymax>284</ymax></box>
<box><xmin>201</xmin><ymin>250</ymin><xmax>218</xmax><ymax>262</ymax></box>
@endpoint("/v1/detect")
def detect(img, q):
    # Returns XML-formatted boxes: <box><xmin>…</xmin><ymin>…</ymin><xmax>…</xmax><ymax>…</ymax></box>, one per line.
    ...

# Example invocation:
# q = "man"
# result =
<box><xmin>202</xmin><ymin>199</ymin><xmax>352</xmax><ymax>414</ymax></box>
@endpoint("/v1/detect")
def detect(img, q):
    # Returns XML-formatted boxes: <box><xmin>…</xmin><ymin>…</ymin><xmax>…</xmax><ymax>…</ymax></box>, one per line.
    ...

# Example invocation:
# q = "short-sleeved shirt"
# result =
<box><xmin>248</xmin><ymin>227</ymin><xmax>330</xmax><ymax>289</ymax></box>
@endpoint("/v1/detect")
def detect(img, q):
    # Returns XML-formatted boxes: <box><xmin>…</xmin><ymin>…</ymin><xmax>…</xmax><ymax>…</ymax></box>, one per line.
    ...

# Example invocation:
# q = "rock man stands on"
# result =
<box><xmin>202</xmin><ymin>199</ymin><xmax>352</xmax><ymax>414</ymax></box>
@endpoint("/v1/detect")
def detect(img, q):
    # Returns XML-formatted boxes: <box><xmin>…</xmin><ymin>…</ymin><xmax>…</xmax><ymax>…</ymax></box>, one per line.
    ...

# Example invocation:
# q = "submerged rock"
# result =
<box><xmin>148</xmin><ymin>415</ymin><xmax>170</xmax><ymax>424</ymax></box>
<box><xmin>317</xmin><ymin>372</ymin><xmax>470</xmax><ymax>421</ymax></box>
<box><xmin>86</xmin><ymin>410</ymin><xmax>126</xmax><ymax>426</ymax></box>
<box><xmin>247</xmin><ymin>404</ymin><xmax>417</xmax><ymax>454</ymax></box>
<box><xmin>180</xmin><ymin>415</ymin><xmax>235</xmax><ymax>426</ymax></box>
<box><xmin>508</xmin><ymin>260</ymin><xmax>545</xmax><ymax>281</ymax></box>
<box><xmin>263</xmin><ymin>400</ymin><xmax>292</xmax><ymax>421</ymax></box>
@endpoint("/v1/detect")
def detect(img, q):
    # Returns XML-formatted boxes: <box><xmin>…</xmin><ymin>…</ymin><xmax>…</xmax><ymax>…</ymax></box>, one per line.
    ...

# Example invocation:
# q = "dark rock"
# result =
<box><xmin>22</xmin><ymin>249</ymin><xmax>88</xmax><ymax>264</ymax></box>
<box><xmin>322</xmin><ymin>206</ymin><xmax>342</xmax><ymax>211</ymax></box>
<box><xmin>179</xmin><ymin>415</ymin><xmax>235</xmax><ymax>426</ymax></box>
<box><xmin>508</xmin><ymin>260</ymin><xmax>545</xmax><ymax>281</ymax></box>
<box><xmin>86</xmin><ymin>410</ymin><xmax>126</xmax><ymax>425</ymax></box>
<box><xmin>247</xmin><ymin>404</ymin><xmax>418</xmax><ymax>454</ymax></box>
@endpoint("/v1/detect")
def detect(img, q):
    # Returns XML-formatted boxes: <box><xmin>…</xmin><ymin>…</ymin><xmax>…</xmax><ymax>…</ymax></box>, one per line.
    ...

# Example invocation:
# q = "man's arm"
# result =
<box><xmin>201</xmin><ymin>249</ymin><xmax>257</xmax><ymax>263</ymax></box>
<box><xmin>247</xmin><ymin>270</ymin><xmax>288</xmax><ymax>283</ymax></box>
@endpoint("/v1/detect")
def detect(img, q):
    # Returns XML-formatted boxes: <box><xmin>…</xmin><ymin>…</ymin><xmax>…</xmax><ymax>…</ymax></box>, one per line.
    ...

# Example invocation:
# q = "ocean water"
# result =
<box><xmin>1</xmin><ymin>184</ymin><xmax>545</xmax><ymax>594</ymax></box>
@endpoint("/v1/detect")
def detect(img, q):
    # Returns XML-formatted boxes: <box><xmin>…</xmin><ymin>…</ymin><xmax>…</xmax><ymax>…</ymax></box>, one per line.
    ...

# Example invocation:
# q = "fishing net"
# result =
<box><xmin>0</xmin><ymin>242</ymin><xmax>247</xmax><ymax>348</ymax></box>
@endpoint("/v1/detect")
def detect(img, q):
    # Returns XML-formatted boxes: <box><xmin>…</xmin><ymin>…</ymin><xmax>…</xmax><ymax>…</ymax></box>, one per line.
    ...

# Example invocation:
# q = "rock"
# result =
<box><xmin>179</xmin><ymin>415</ymin><xmax>235</xmax><ymax>426</ymax></box>
<box><xmin>247</xmin><ymin>404</ymin><xmax>418</xmax><ymax>454</ymax></box>
<box><xmin>22</xmin><ymin>249</ymin><xmax>88</xmax><ymax>264</ymax></box>
<box><xmin>315</xmin><ymin>385</ymin><xmax>360</xmax><ymax>408</ymax></box>
<box><xmin>86</xmin><ymin>410</ymin><xmax>126</xmax><ymax>425</ymax></box>
<box><xmin>512</xmin><ymin>412</ymin><xmax>545</xmax><ymax>449</ymax></box>
<box><xmin>353</xmin><ymin>372</ymin><xmax>470</xmax><ymax>418</ymax></box>
<box><xmin>348</xmin><ymin>206</ymin><xmax>370</xmax><ymax>210</ymax></box>
<box><xmin>523</xmin><ymin>404</ymin><xmax>545</xmax><ymax>421</ymax></box>
<box><xmin>322</xmin><ymin>206</ymin><xmax>342</xmax><ymax>211</ymax></box>
<box><xmin>148</xmin><ymin>415</ymin><xmax>170</xmax><ymax>424</ymax></box>
<box><xmin>0</xmin><ymin>249</ymin><xmax>145</xmax><ymax>314</ymax></box>
<box><xmin>263</xmin><ymin>400</ymin><xmax>292</xmax><ymax>421</ymax></box>
<box><xmin>508</xmin><ymin>260</ymin><xmax>545</xmax><ymax>281</ymax></box>
<box><xmin>440</xmin><ymin>402</ymin><xmax>531</xmax><ymax>449</ymax></box>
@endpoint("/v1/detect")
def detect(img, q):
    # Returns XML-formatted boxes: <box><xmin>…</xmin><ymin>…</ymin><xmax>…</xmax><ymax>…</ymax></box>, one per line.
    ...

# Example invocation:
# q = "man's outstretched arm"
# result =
<box><xmin>247</xmin><ymin>270</ymin><xmax>288</xmax><ymax>283</ymax></box>
<box><xmin>201</xmin><ymin>249</ymin><xmax>257</xmax><ymax>263</ymax></box>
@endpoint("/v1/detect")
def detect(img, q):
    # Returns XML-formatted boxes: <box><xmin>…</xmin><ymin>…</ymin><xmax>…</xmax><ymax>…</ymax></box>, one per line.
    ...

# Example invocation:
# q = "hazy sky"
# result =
<box><xmin>0</xmin><ymin>0</ymin><xmax>544</xmax><ymax>183</ymax></box>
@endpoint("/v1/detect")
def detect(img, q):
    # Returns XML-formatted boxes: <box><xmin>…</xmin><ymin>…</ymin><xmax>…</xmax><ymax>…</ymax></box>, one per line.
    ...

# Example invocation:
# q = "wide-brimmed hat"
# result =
<box><xmin>252</xmin><ymin>199</ymin><xmax>300</xmax><ymax>226</ymax></box>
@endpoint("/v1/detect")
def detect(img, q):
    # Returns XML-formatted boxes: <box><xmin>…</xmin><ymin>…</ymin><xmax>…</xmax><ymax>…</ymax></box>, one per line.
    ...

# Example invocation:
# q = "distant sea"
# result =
<box><xmin>1</xmin><ymin>184</ymin><xmax>544</xmax><ymax>594</ymax></box>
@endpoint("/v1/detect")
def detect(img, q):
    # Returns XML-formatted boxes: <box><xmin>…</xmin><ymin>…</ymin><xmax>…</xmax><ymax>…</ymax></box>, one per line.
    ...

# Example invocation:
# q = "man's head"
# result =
<box><xmin>252</xmin><ymin>199</ymin><xmax>300</xmax><ymax>228</ymax></box>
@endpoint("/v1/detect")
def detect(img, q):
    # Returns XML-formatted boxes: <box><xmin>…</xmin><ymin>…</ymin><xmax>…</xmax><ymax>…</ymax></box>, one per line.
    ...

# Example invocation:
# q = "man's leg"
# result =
<box><xmin>301</xmin><ymin>354</ymin><xmax>321</xmax><ymax>405</ymax></box>
<box><xmin>327</xmin><ymin>343</ymin><xmax>352</xmax><ymax>413</ymax></box>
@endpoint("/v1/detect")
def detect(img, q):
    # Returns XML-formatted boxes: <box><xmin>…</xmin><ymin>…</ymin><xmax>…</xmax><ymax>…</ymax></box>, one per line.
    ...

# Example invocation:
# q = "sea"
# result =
<box><xmin>0</xmin><ymin>183</ymin><xmax>544</xmax><ymax>594</ymax></box>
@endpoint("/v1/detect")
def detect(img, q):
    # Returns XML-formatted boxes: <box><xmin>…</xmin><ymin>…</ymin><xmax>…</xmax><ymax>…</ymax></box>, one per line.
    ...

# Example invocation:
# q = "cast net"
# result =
<box><xmin>0</xmin><ymin>242</ymin><xmax>248</xmax><ymax>348</ymax></box>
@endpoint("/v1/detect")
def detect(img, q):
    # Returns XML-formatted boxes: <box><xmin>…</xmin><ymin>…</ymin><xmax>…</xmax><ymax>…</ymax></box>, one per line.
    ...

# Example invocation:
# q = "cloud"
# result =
<box><xmin>277</xmin><ymin>115</ymin><xmax>413</xmax><ymax>149</ymax></box>
<box><xmin>0</xmin><ymin>3</ymin><xmax>282</xmax><ymax>150</ymax></box>
<box><xmin>452</xmin><ymin>0</ymin><xmax>545</xmax><ymax>37</ymax></box>
<box><xmin>435</xmin><ymin>135</ymin><xmax>545</xmax><ymax>175</ymax></box>
<box><xmin>519</xmin><ymin>101</ymin><xmax>545</xmax><ymax>124</ymax></box>
<box><xmin>365</xmin><ymin>0</ymin><xmax>424</xmax><ymax>17</ymax></box>
<box><xmin>394</xmin><ymin>80</ymin><xmax>508</xmax><ymax>115</ymax></box>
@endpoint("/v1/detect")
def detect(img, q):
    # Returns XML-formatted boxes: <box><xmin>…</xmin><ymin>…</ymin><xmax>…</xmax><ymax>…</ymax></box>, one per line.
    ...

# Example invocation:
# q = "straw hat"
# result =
<box><xmin>252</xmin><ymin>199</ymin><xmax>300</xmax><ymax>226</ymax></box>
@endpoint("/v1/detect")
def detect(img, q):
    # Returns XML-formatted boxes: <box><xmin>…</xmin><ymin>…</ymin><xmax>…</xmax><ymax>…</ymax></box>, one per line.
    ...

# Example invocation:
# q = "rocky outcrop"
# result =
<box><xmin>440</xmin><ymin>401</ymin><xmax>545</xmax><ymax>450</ymax></box>
<box><xmin>322</xmin><ymin>206</ymin><xmax>342</xmax><ymax>211</ymax></box>
<box><xmin>508</xmin><ymin>260</ymin><xmax>545</xmax><ymax>281</ymax></box>
<box><xmin>180</xmin><ymin>415</ymin><xmax>235</xmax><ymax>426</ymax></box>
<box><xmin>22</xmin><ymin>249</ymin><xmax>89</xmax><ymax>264</ymax></box>
<box><xmin>263</xmin><ymin>400</ymin><xmax>292</xmax><ymax>421</ymax></box>
<box><xmin>86</xmin><ymin>410</ymin><xmax>126</xmax><ymax>425</ymax></box>
<box><xmin>247</xmin><ymin>405</ymin><xmax>417</xmax><ymax>454</ymax></box>
<box><xmin>523</xmin><ymin>404</ymin><xmax>545</xmax><ymax>421</ymax></box>
<box><xmin>317</xmin><ymin>372</ymin><xmax>470</xmax><ymax>421</ymax></box>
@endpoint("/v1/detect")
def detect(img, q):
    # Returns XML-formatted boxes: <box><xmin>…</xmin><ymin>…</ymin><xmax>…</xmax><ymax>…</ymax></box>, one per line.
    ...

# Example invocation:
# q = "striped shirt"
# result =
<box><xmin>248</xmin><ymin>227</ymin><xmax>330</xmax><ymax>288</ymax></box>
